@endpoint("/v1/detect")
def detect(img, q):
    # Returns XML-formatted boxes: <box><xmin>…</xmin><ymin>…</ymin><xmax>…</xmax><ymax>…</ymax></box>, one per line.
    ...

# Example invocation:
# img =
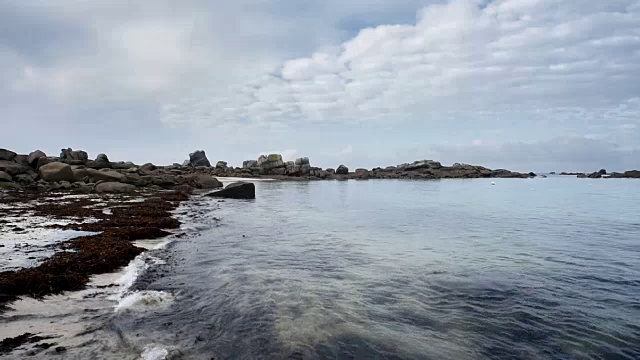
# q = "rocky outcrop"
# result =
<box><xmin>205</xmin><ymin>181</ymin><xmax>255</xmax><ymax>199</ymax></box>
<box><xmin>87</xmin><ymin>154</ymin><xmax>111</xmax><ymax>169</ymax></box>
<box><xmin>96</xmin><ymin>182</ymin><xmax>136</xmax><ymax>194</ymax></box>
<box><xmin>257</xmin><ymin>154</ymin><xmax>285</xmax><ymax>174</ymax></box>
<box><xmin>60</xmin><ymin>148</ymin><xmax>89</xmax><ymax>165</ymax></box>
<box><xmin>243</xmin><ymin>160</ymin><xmax>258</xmax><ymax>168</ymax></box>
<box><xmin>336</xmin><ymin>165</ymin><xmax>349</xmax><ymax>175</ymax></box>
<box><xmin>0</xmin><ymin>149</ymin><xmax>17</xmax><ymax>161</ymax></box>
<box><xmin>38</xmin><ymin>162</ymin><xmax>75</xmax><ymax>182</ymax></box>
<box><xmin>189</xmin><ymin>150</ymin><xmax>211</xmax><ymax>167</ymax></box>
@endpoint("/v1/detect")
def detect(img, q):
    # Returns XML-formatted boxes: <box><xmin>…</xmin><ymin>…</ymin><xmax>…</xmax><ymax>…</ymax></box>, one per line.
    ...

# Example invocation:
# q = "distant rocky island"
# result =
<box><xmin>1</xmin><ymin>147</ymin><xmax>638</xmax><ymax>193</ymax></box>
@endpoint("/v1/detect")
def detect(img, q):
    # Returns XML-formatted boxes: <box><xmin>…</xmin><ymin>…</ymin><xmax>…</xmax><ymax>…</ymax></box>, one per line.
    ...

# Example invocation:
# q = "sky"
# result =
<box><xmin>1</xmin><ymin>0</ymin><xmax>639</xmax><ymax>172</ymax></box>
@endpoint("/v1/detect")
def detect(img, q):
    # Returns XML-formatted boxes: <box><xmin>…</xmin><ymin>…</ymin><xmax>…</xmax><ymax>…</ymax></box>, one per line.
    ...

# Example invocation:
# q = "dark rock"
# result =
<box><xmin>13</xmin><ymin>173</ymin><xmax>37</xmax><ymax>185</ymax></box>
<box><xmin>38</xmin><ymin>162</ymin><xmax>75</xmax><ymax>182</ymax></box>
<box><xmin>0</xmin><ymin>160</ymin><xmax>32</xmax><ymax>177</ymax></box>
<box><xmin>0</xmin><ymin>182</ymin><xmax>21</xmax><ymax>190</ymax></box>
<box><xmin>13</xmin><ymin>155</ymin><xmax>30</xmax><ymax>167</ymax></box>
<box><xmin>216</xmin><ymin>161</ymin><xmax>228</xmax><ymax>169</ymax></box>
<box><xmin>86</xmin><ymin>153</ymin><xmax>111</xmax><ymax>169</ymax></box>
<box><xmin>0</xmin><ymin>148</ymin><xmax>16</xmax><ymax>161</ymax></box>
<box><xmin>336</xmin><ymin>165</ymin><xmax>349</xmax><ymax>175</ymax></box>
<box><xmin>60</xmin><ymin>148</ymin><xmax>89</xmax><ymax>165</ymax></box>
<box><xmin>0</xmin><ymin>171</ymin><xmax>12</xmax><ymax>182</ymax></box>
<box><xmin>193</xmin><ymin>175</ymin><xmax>223</xmax><ymax>189</ymax></box>
<box><xmin>243</xmin><ymin>160</ymin><xmax>258</xmax><ymax>168</ymax></box>
<box><xmin>86</xmin><ymin>169</ymin><xmax>126</xmax><ymax>183</ymax></box>
<box><xmin>96</xmin><ymin>182</ymin><xmax>136</xmax><ymax>193</ymax></box>
<box><xmin>189</xmin><ymin>150</ymin><xmax>211</xmax><ymax>167</ymax></box>
<box><xmin>140</xmin><ymin>163</ymin><xmax>157</xmax><ymax>172</ymax></box>
<box><xmin>528</xmin><ymin>172</ymin><xmax>537</xmax><ymax>177</ymax></box>
<box><xmin>577</xmin><ymin>173</ymin><xmax>587</xmax><ymax>178</ymax></box>
<box><xmin>587</xmin><ymin>172</ymin><xmax>602</xmax><ymax>178</ymax></box>
<box><xmin>35</xmin><ymin>156</ymin><xmax>51</xmax><ymax>171</ymax></box>
<box><xmin>623</xmin><ymin>170</ymin><xmax>640</xmax><ymax>178</ymax></box>
<box><xmin>598</xmin><ymin>169</ymin><xmax>607</xmax><ymax>175</ymax></box>
<box><xmin>112</xmin><ymin>162</ymin><xmax>137</xmax><ymax>170</ymax></box>
<box><xmin>205</xmin><ymin>181</ymin><xmax>255</xmax><ymax>199</ymax></box>
<box><xmin>27</xmin><ymin>150</ymin><xmax>46</xmax><ymax>168</ymax></box>
<box><xmin>55</xmin><ymin>346</ymin><xmax>66</xmax><ymax>353</ymax></box>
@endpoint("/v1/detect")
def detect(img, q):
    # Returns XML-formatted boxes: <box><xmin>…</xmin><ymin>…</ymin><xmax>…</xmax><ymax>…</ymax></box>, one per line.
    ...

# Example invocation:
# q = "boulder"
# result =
<box><xmin>336</xmin><ymin>165</ymin><xmax>349</xmax><ymax>175</ymax></box>
<box><xmin>189</xmin><ymin>150</ymin><xmax>211</xmax><ymax>167</ymax></box>
<box><xmin>326</xmin><ymin>168</ymin><xmax>335</xmax><ymax>175</ymax></box>
<box><xmin>0</xmin><ymin>149</ymin><xmax>16</xmax><ymax>161</ymax></box>
<box><xmin>205</xmin><ymin>181</ymin><xmax>255</xmax><ymax>199</ymax></box>
<box><xmin>598</xmin><ymin>169</ymin><xmax>607</xmax><ymax>175</ymax></box>
<box><xmin>295</xmin><ymin>157</ymin><xmax>309</xmax><ymax>166</ymax></box>
<box><xmin>28</xmin><ymin>150</ymin><xmax>47</xmax><ymax>168</ymax></box>
<box><xmin>257</xmin><ymin>154</ymin><xmax>285</xmax><ymax>173</ymax></box>
<box><xmin>86</xmin><ymin>168</ymin><xmax>126</xmax><ymax>183</ymax></box>
<box><xmin>35</xmin><ymin>156</ymin><xmax>51</xmax><ymax>170</ymax></box>
<box><xmin>243</xmin><ymin>160</ymin><xmax>258</xmax><ymax>168</ymax></box>
<box><xmin>0</xmin><ymin>171</ymin><xmax>12</xmax><ymax>182</ymax></box>
<box><xmin>60</xmin><ymin>148</ymin><xmax>88</xmax><ymax>165</ymax></box>
<box><xmin>140</xmin><ymin>163</ymin><xmax>157</xmax><ymax>172</ymax></box>
<box><xmin>96</xmin><ymin>182</ymin><xmax>136</xmax><ymax>194</ymax></box>
<box><xmin>87</xmin><ymin>154</ymin><xmax>111</xmax><ymax>169</ymax></box>
<box><xmin>38</xmin><ymin>162</ymin><xmax>75</xmax><ymax>182</ymax></box>
<box><xmin>13</xmin><ymin>155</ymin><xmax>30</xmax><ymax>167</ymax></box>
<box><xmin>216</xmin><ymin>161</ymin><xmax>228</xmax><ymax>169</ymax></box>
<box><xmin>71</xmin><ymin>167</ymin><xmax>89</xmax><ymax>182</ymax></box>
<box><xmin>623</xmin><ymin>170</ymin><xmax>640</xmax><ymax>178</ymax></box>
<box><xmin>0</xmin><ymin>160</ymin><xmax>33</xmax><ymax>177</ymax></box>
<box><xmin>193</xmin><ymin>175</ymin><xmax>223</xmax><ymax>189</ymax></box>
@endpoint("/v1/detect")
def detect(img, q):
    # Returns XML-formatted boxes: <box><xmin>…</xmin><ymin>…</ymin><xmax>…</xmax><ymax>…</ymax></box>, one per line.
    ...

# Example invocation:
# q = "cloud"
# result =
<box><xmin>1</xmin><ymin>0</ymin><xmax>639</xmax><ymax>171</ymax></box>
<box><xmin>161</xmin><ymin>0</ymin><xmax>640</xmax><ymax>140</ymax></box>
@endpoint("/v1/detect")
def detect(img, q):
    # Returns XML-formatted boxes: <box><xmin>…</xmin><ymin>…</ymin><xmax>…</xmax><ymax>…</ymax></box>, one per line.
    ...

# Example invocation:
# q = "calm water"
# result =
<box><xmin>3</xmin><ymin>178</ymin><xmax>640</xmax><ymax>359</ymax></box>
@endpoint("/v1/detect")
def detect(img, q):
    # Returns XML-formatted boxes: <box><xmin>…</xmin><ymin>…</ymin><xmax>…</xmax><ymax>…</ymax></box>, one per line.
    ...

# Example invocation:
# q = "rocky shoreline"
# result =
<box><xmin>0</xmin><ymin>147</ymin><xmax>543</xmax><ymax>195</ymax></box>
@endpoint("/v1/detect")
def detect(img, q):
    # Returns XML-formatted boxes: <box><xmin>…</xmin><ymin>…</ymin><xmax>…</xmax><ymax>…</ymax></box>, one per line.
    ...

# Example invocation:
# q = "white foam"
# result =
<box><xmin>140</xmin><ymin>345</ymin><xmax>169</xmax><ymax>360</ymax></box>
<box><xmin>116</xmin><ymin>290</ymin><xmax>174</xmax><ymax>313</ymax></box>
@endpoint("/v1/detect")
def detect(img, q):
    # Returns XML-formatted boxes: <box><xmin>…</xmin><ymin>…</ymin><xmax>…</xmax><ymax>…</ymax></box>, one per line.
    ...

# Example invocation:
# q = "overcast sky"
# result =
<box><xmin>1</xmin><ymin>0</ymin><xmax>639</xmax><ymax>172</ymax></box>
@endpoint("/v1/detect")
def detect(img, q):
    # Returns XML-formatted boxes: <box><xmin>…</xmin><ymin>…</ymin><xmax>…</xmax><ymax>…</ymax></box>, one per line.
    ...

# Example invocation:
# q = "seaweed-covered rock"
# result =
<box><xmin>38</xmin><ymin>162</ymin><xmax>75</xmax><ymax>182</ymax></box>
<box><xmin>206</xmin><ymin>181</ymin><xmax>255</xmax><ymax>199</ymax></box>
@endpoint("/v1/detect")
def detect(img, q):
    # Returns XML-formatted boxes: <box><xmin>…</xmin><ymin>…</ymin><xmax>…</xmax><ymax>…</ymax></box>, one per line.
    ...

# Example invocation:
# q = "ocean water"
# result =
<box><xmin>2</xmin><ymin>178</ymin><xmax>640</xmax><ymax>359</ymax></box>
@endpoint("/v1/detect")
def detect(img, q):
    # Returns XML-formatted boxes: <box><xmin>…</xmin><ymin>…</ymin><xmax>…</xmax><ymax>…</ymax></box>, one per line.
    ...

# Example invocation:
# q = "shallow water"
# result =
<box><xmin>2</xmin><ymin>178</ymin><xmax>640</xmax><ymax>359</ymax></box>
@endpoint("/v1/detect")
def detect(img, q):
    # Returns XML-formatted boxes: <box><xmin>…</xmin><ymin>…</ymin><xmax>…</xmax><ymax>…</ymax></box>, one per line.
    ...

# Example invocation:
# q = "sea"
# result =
<box><xmin>1</xmin><ymin>177</ymin><xmax>639</xmax><ymax>359</ymax></box>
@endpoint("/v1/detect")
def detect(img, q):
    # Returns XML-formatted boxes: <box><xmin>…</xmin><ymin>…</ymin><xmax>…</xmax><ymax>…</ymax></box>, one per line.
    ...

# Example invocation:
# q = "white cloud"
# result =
<box><xmin>161</xmin><ymin>0</ymin><xmax>640</xmax><ymax>138</ymax></box>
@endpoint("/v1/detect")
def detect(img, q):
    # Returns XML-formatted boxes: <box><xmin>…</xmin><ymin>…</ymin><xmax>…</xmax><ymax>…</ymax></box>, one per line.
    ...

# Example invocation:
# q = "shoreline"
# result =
<box><xmin>0</xmin><ymin>189</ymin><xmax>189</xmax><ymax>355</ymax></box>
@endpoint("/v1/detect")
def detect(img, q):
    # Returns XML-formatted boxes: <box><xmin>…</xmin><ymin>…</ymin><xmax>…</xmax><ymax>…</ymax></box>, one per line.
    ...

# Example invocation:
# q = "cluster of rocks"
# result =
<box><xmin>0</xmin><ymin>148</ymin><xmax>224</xmax><ymax>194</ymax></box>
<box><xmin>560</xmin><ymin>169</ymin><xmax>640</xmax><ymax>179</ymax></box>
<box><xmin>1</xmin><ymin>147</ymin><xmax>549</xmax><ymax>194</ymax></box>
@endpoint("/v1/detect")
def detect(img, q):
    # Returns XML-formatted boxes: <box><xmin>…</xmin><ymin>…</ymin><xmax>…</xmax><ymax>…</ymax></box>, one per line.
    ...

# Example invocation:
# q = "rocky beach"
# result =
<box><xmin>1</xmin><ymin>147</ymin><xmax>640</xmax><ymax>357</ymax></box>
